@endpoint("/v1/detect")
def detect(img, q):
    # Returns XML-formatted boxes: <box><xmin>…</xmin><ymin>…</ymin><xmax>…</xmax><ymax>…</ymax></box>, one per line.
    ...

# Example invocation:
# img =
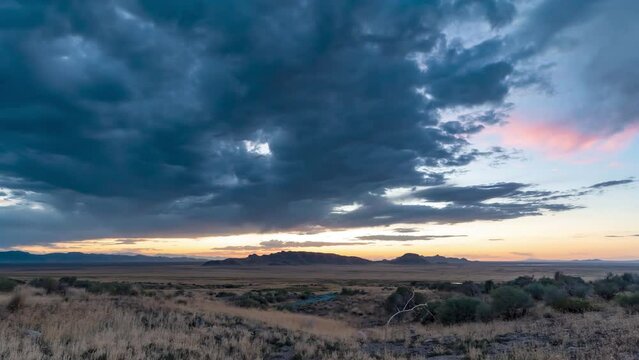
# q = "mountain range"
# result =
<box><xmin>0</xmin><ymin>250</ymin><xmax>471</xmax><ymax>265</ymax></box>
<box><xmin>203</xmin><ymin>251</ymin><xmax>470</xmax><ymax>266</ymax></box>
<box><xmin>0</xmin><ymin>251</ymin><xmax>202</xmax><ymax>264</ymax></box>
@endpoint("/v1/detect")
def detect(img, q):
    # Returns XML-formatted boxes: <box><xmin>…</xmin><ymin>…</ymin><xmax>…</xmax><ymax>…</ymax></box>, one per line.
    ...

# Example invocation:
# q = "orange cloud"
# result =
<box><xmin>488</xmin><ymin>119</ymin><xmax>639</xmax><ymax>157</ymax></box>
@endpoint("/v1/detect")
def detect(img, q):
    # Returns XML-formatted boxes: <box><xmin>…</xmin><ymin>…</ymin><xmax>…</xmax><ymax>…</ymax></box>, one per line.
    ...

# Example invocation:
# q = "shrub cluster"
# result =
<box><xmin>27</xmin><ymin>277</ymin><xmax>138</xmax><ymax>296</ymax></box>
<box><xmin>234</xmin><ymin>289</ymin><xmax>299</xmax><ymax>308</ymax></box>
<box><xmin>0</xmin><ymin>277</ymin><xmax>20</xmax><ymax>292</ymax></box>
<box><xmin>490</xmin><ymin>286</ymin><xmax>533</xmax><ymax>320</ymax></box>
<box><xmin>340</xmin><ymin>287</ymin><xmax>366</xmax><ymax>296</ymax></box>
<box><xmin>549</xmin><ymin>297</ymin><xmax>594</xmax><ymax>313</ymax></box>
<box><xmin>29</xmin><ymin>277</ymin><xmax>60</xmax><ymax>294</ymax></box>
<box><xmin>435</xmin><ymin>296</ymin><xmax>482</xmax><ymax>325</ymax></box>
<box><xmin>385</xmin><ymin>287</ymin><xmax>493</xmax><ymax>325</ymax></box>
<box><xmin>594</xmin><ymin>273</ymin><xmax>639</xmax><ymax>300</ymax></box>
<box><xmin>384</xmin><ymin>273</ymin><xmax>639</xmax><ymax>326</ymax></box>
<box><xmin>616</xmin><ymin>292</ymin><xmax>639</xmax><ymax>314</ymax></box>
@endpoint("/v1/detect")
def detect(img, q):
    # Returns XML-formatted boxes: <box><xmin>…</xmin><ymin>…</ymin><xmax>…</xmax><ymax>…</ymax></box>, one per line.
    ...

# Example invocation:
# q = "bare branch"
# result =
<box><xmin>385</xmin><ymin>290</ymin><xmax>434</xmax><ymax>327</ymax></box>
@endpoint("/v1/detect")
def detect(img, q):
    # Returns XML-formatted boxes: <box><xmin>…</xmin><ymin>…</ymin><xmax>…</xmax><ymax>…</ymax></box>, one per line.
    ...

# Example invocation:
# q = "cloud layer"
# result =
<box><xmin>0</xmin><ymin>1</ymin><xmax>635</xmax><ymax>246</ymax></box>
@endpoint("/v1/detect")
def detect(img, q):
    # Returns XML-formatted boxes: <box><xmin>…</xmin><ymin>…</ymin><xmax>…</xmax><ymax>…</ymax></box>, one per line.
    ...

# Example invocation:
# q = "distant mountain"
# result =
<box><xmin>203</xmin><ymin>251</ymin><xmax>372</xmax><ymax>266</ymax></box>
<box><xmin>383</xmin><ymin>253</ymin><xmax>470</xmax><ymax>265</ymax></box>
<box><xmin>203</xmin><ymin>251</ymin><xmax>469</xmax><ymax>266</ymax></box>
<box><xmin>0</xmin><ymin>251</ymin><xmax>203</xmax><ymax>264</ymax></box>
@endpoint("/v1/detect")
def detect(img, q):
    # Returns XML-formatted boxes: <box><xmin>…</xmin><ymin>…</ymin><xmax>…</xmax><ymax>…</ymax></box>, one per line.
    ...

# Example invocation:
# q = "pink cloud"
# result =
<box><xmin>486</xmin><ymin>119</ymin><xmax>639</xmax><ymax>157</ymax></box>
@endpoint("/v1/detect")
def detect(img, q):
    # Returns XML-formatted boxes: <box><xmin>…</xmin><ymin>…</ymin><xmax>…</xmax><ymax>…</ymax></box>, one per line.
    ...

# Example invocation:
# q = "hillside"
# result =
<box><xmin>383</xmin><ymin>253</ymin><xmax>470</xmax><ymax>265</ymax></box>
<box><xmin>203</xmin><ymin>251</ymin><xmax>469</xmax><ymax>266</ymax></box>
<box><xmin>203</xmin><ymin>251</ymin><xmax>372</xmax><ymax>266</ymax></box>
<box><xmin>0</xmin><ymin>251</ymin><xmax>202</xmax><ymax>264</ymax></box>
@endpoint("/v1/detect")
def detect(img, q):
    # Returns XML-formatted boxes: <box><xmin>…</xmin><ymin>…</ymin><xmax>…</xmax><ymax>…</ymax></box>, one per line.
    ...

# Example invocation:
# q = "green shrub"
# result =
<box><xmin>29</xmin><ymin>277</ymin><xmax>59</xmax><ymax>294</ymax></box>
<box><xmin>543</xmin><ymin>285</ymin><xmax>568</xmax><ymax>305</ymax></box>
<box><xmin>524</xmin><ymin>283</ymin><xmax>545</xmax><ymax>301</ymax></box>
<box><xmin>616</xmin><ymin>292</ymin><xmax>639</xmax><ymax>314</ymax></box>
<box><xmin>59</xmin><ymin>277</ymin><xmax>78</xmax><ymax>286</ymax></box>
<box><xmin>340</xmin><ymin>287</ymin><xmax>366</xmax><ymax>296</ymax></box>
<box><xmin>483</xmin><ymin>280</ymin><xmax>495</xmax><ymax>294</ymax></box>
<box><xmin>436</xmin><ymin>297</ymin><xmax>481</xmax><ymax>325</ymax></box>
<box><xmin>594</xmin><ymin>280</ymin><xmax>621</xmax><ymax>300</ymax></box>
<box><xmin>554</xmin><ymin>272</ymin><xmax>590</xmax><ymax>298</ymax></box>
<box><xmin>234</xmin><ymin>289</ymin><xmax>295</xmax><ymax>308</ymax></box>
<box><xmin>567</xmin><ymin>283</ymin><xmax>590</xmax><ymax>298</ymax></box>
<box><xmin>550</xmin><ymin>297</ymin><xmax>594</xmax><ymax>313</ymax></box>
<box><xmin>235</xmin><ymin>292</ymin><xmax>269</xmax><ymax>308</ymax></box>
<box><xmin>509</xmin><ymin>276</ymin><xmax>535</xmax><ymax>288</ymax></box>
<box><xmin>491</xmin><ymin>286</ymin><xmax>533</xmax><ymax>320</ymax></box>
<box><xmin>0</xmin><ymin>277</ymin><xmax>19</xmax><ymax>292</ymax></box>
<box><xmin>475</xmin><ymin>302</ymin><xmax>494</xmax><ymax>322</ymax></box>
<box><xmin>107</xmin><ymin>283</ymin><xmax>136</xmax><ymax>296</ymax></box>
<box><xmin>458</xmin><ymin>281</ymin><xmax>482</xmax><ymax>297</ymax></box>
<box><xmin>538</xmin><ymin>277</ymin><xmax>557</xmax><ymax>286</ymax></box>
<box><xmin>79</xmin><ymin>281</ymin><xmax>137</xmax><ymax>296</ymax></box>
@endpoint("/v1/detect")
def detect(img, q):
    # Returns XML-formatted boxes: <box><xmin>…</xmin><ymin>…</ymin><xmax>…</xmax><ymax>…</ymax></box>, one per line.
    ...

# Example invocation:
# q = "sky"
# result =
<box><xmin>0</xmin><ymin>0</ymin><xmax>637</xmax><ymax>261</ymax></box>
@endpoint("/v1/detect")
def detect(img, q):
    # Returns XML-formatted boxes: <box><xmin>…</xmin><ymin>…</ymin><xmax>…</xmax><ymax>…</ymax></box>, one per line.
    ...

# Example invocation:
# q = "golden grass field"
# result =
<box><xmin>2</xmin><ymin>262</ymin><xmax>639</xmax><ymax>359</ymax></box>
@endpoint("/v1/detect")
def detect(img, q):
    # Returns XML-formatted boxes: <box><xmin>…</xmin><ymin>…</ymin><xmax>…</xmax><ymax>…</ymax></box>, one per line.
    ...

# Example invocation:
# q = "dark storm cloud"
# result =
<box><xmin>0</xmin><ymin>0</ymin><xmax>626</xmax><ymax>245</ymax></box>
<box><xmin>212</xmin><ymin>239</ymin><xmax>370</xmax><ymax>251</ymax></box>
<box><xmin>356</xmin><ymin>234</ymin><xmax>466</xmax><ymax>241</ymax></box>
<box><xmin>589</xmin><ymin>179</ymin><xmax>634</xmax><ymax>189</ymax></box>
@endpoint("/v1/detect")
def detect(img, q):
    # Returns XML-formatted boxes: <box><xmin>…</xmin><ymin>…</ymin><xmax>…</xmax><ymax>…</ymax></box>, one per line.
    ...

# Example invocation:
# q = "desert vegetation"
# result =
<box><xmin>2</xmin><ymin>271</ymin><xmax>639</xmax><ymax>359</ymax></box>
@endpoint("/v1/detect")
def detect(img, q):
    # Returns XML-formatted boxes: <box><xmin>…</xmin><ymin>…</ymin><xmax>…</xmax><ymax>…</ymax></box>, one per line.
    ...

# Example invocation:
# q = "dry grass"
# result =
<box><xmin>3</xmin><ymin>287</ymin><xmax>639</xmax><ymax>359</ymax></box>
<box><xmin>0</xmin><ymin>289</ymin><xmax>373</xmax><ymax>360</ymax></box>
<box><xmin>3</xmin><ymin>266</ymin><xmax>639</xmax><ymax>359</ymax></box>
<box><xmin>173</xmin><ymin>296</ymin><xmax>357</xmax><ymax>339</ymax></box>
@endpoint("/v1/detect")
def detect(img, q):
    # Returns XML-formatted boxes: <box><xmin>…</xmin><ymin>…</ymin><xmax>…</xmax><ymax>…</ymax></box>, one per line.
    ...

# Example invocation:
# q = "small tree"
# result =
<box><xmin>491</xmin><ymin>286</ymin><xmax>533</xmax><ymax>320</ymax></box>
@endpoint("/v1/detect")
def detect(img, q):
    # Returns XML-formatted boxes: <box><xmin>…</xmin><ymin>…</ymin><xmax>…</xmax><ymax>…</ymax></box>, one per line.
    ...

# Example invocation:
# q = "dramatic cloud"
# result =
<box><xmin>511</xmin><ymin>0</ymin><xmax>639</xmax><ymax>134</ymax></box>
<box><xmin>356</xmin><ymin>234</ymin><xmax>466</xmax><ymax>242</ymax></box>
<box><xmin>212</xmin><ymin>239</ymin><xmax>370</xmax><ymax>251</ymax></box>
<box><xmin>0</xmin><ymin>0</ymin><xmax>634</xmax><ymax>246</ymax></box>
